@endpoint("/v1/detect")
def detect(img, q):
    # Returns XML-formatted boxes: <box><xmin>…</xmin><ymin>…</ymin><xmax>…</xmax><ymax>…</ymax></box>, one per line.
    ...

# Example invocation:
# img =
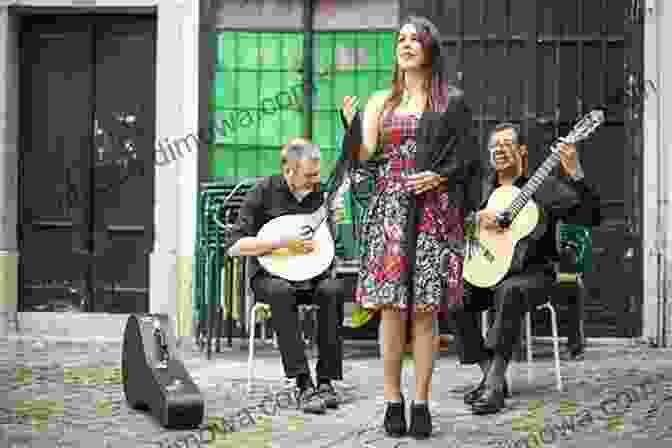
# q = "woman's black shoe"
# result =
<box><xmin>408</xmin><ymin>401</ymin><xmax>432</xmax><ymax>439</ymax></box>
<box><xmin>383</xmin><ymin>395</ymin><xmax>406</xmax><ymax>437</ymax></box>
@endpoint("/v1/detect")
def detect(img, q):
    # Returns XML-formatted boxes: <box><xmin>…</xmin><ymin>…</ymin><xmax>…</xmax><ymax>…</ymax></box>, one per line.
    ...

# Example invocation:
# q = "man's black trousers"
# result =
<box><xmin>251</xmin><ymin>273</ymin><xmax>346</xmax><ymax>381</ymax></box>
<box><xmin>452</xmin><ymin>270</ymin><xmax>555</xmax><ymax>364</ymax></box>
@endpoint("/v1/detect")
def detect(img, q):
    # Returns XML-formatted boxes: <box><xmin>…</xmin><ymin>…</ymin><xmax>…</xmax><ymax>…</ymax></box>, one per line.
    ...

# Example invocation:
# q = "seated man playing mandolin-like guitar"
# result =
<box><xmin>453</xmin><ymin>122</ymin><xmax>602</xmax><ymax>415</ymax></box>
<box><xmin>225</xmin><ymin>138</ymin><xmax>348</xmax><ymax>414</ymax></box>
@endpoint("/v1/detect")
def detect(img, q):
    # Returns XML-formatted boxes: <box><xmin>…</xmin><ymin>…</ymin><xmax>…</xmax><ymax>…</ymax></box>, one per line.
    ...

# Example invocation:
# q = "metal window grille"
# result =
<box><xmin>210</xmin><ymin>30</ymin><xmax>395</xmax><ymax>180</ymax></box>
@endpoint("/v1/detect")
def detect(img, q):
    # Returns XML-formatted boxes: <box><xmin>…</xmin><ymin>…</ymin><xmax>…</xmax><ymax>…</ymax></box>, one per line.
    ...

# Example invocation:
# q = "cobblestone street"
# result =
<box><xmin>2</xmin><ymin>336</ymin><xmax>672</xmax><ymax>448</ymax></box>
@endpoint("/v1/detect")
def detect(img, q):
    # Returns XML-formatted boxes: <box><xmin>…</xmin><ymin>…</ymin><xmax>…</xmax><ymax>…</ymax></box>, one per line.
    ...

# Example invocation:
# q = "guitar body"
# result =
<box><xmin>257</xmin><ymin>214</ymin><xmax>335</xmax><ymax>282</ymax></box>
<box><xmin>463</xmin><ymin>185</ymin><xmax>540</xmax><ymax>288</ymax></box>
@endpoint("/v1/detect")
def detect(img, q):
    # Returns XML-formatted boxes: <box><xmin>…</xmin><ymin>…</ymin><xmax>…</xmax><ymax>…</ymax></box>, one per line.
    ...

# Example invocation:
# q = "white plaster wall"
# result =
<box><xmin>643</xmin><ymin>0</ymin><xmax>672</xmax><ymax>346</ymax></box>
<box><xmin>0</xmin><ymin>8</ymin><xmax>19</xmax><ymax>252</ymax></box>
<box><xmin>151</xmin><ymin>0</ymin><xmax>199</xmax><ymax>335</ymax></box>
<box><xmin>176</xmin><ymin>0</ymin><xmax>199</xmax><ymax>337</ymax></box>
<box><xmin>643</xmin><ymin>0</ymin><xmax>660</xmax><ymax>343</ymax></box>
<box><xmin>0</xmin><ymin>7</ymin><xmax>20</xmax><ymax>335</ymax></box>
<box><xmin>658</xmin><ymin>0</ymin><xmax>672</xmax><ymax>346</ymax></box>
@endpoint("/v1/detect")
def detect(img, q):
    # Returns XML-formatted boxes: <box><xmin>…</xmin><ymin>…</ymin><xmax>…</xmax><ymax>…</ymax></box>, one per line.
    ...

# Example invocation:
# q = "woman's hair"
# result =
<box><xmin>381</xmin><ymin>16</ymin><xmax>451</xmax><ymax>115</ymax></box>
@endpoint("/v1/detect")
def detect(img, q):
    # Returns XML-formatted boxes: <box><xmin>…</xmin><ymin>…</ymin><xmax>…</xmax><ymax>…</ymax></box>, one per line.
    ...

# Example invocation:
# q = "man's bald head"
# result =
<box><xmin>281</xmin><ymin>137</ymin><xmax>321</xmax><ymax>194</ymax></box>
<box><xmin>281</xmin><ymin>138</ymin><xmax>321</xmax><ymax>168</ymax></box>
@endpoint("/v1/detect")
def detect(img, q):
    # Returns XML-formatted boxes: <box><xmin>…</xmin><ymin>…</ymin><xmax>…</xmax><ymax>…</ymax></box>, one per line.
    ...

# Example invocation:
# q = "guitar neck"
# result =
<box><xmin>311</xmin><ymin>178</ymin><xmax>349</xmax><ymax>229</ymax></box>
<box><xmin>506</xmin><ymin>147</ymin><xmax>562</xmax><ymax>220</ymax></box>
<box><xmin>311</xmin><ymin>204</ymin><xmax>329</xmax><ymax>227</ymax></box>
<box><xmin>495</xmin><ymin>109</ymin><xmax>604</xmax><ymax>224</ymax></box>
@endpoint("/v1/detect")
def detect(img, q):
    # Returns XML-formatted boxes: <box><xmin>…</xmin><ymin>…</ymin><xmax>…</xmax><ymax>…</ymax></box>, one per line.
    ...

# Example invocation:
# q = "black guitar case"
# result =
<box><xmin>122</xmin><ymin>314</ymin><xmax>204</xmax><ymax>429</ymax></box>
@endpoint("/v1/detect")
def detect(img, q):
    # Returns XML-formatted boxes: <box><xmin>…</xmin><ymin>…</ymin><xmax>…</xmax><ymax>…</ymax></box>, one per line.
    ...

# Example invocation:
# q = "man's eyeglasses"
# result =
<box><xmin>488</xmin><ymin>142</ymin><xmax>517</xmax><ymax>151</ymax></box>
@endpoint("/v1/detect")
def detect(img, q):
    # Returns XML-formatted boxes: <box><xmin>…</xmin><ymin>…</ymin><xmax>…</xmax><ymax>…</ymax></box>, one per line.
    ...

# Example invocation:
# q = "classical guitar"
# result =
<box><xmin>462</xmin><ymin>110</ymin><xmax>605</xmax><ymax>288</ymax></box>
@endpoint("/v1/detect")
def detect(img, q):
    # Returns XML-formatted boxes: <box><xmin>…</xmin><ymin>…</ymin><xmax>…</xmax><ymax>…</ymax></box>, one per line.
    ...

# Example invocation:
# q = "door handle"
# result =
<box><xmin>94</xmin><ymin>118</ymin><xmax>106</xmax><ymax>162</ymax></box>
<box><xmin>115</xmin><ymin>113</ymin><xmax>137</xmax><ymax>127</ymax></box>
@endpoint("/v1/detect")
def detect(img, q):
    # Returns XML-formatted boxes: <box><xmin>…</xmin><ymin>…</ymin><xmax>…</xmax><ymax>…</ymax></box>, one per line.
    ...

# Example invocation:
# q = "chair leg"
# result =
<box><xmin>309</xmin><ymin>306</ymin><xmax>319</xmax><ymax>356</ymax></box>
<box><xmin>260</xmin><ymin>316</ymin><xmax>267</xmax><ymax>344</ymax></box>
<box><xmin>526</xmin><ymin>312</ymin><xmax>533</xmax><ymax>385</ymax></box>
<box><xmin>247</xmin><ymin>303</ymin><xmax>261</xmax><ymax>395</ymax></box>
<box><xmin>543</xmin><ymin>302</ymin><xmax>563</xmax><ymax>392</ymax></box>
<box><xmin>481</xmin><ymin>311</ymin><xmax>488</xmax><ymax>339</ymax></box>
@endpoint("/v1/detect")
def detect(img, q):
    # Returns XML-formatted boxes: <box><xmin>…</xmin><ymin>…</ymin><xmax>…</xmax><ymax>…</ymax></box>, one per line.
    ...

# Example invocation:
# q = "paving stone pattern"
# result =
<box><xmin>1</xmin><ymin>338</ymin><xmax>672</xmax><ymax>447</ymax></box>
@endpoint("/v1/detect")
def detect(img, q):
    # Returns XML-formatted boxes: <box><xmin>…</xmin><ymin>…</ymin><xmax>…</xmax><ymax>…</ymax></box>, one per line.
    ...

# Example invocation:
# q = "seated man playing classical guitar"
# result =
<box><xmin>225</xmin><ymin>138</ymin><xmax>348</xmax><ymax>414</ymax></box>
<box><xmin>453</xmin><ymin>123</ymin><xmax>602</xmax><ymax>415</ymax></box>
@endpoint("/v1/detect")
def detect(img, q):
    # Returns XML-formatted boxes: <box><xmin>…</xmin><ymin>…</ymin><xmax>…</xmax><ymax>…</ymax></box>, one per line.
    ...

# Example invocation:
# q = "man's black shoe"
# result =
<box><xmin>464</xmin><ymin>379</ymin><xmax>509</xmax><ymax>404</ymax></box>
<box><xmin>464</xmin><ymin>380</ymin><xmax>485</xmax><ymax>405</ymax></box>
<box><xmin>408</xmin><ymin>402</ymin><xmax>432</xmax><ymax>439</ymax></box>
<box><xmin>317</xmin><ymin>382</ymin><xmax>340</xmax><ymax>409</ymax></box>
<box><xmin>470</xmin><ymin>385</ymin><xmax>506</xmax><ymax>415</ymax></box>
<box><xmin>383</xmin><ymin>395</ymin><xmax>406</xmax><ymax>437</ymax></box>
<box><xmin>562</xmin><ymin>344</ymin><xmax>585</xmax><ymax>361</ymax></box>
<box><xmin>295</xmin><ymin>386</ymin><xmax>327</xmax><ymax>414</ymax></box>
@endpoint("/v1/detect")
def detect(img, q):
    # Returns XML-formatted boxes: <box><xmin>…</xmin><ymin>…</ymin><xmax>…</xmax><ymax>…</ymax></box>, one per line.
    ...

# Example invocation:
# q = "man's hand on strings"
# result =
<box><xmin>269</xmin><ymin>231</ymin><xmax>317</xmax><ymax>255</ymax></box>
<box><xmin>478</xmin><ymin>208</ymin><xmax>505</xmax><ymax>232</ymax></box>
<box><xmin>286</xmin><ymin>225</ymin><xmax>318</xmax><ymax>254</ymax></box>
<box><xmin>286</xmin><ymin>239</ymin><xmax>317</xmax><ymax>255</ymax></box>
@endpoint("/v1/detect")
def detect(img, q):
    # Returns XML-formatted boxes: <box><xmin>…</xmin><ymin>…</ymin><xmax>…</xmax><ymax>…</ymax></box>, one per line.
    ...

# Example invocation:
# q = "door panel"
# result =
<box><xmin>93</xmin><ymin>16</ymin><xmax>156</xmax><ymax>313</ymax></box>
<box><xmin>18</xmin><ymin>15</ymin><xmax>156</xmax><ymax>314</ymax></box>
<box><xmin>19</xmin><ymin>18</ymin><xmax>95</xmax><ymax>311</ymax></box>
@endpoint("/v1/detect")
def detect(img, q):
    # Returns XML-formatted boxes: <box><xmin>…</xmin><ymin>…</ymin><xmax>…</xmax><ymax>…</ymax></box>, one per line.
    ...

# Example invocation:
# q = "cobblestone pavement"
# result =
<box><xmin>1</xmin><ymin>337</ymin><xmax>672</xmax><ymax>447</ymax></box>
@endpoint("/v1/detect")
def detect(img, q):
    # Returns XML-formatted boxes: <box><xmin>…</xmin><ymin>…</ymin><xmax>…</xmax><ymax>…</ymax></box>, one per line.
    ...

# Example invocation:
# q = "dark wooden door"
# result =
<box><xmin>399</xmin><ymin>0</ymin><xmax>641</xmax><ymax>337</ymax></box>
<box><xmin>19</xmin><ymin>15</ymin><xmax>156</xmax><ymax>313</ymax></box>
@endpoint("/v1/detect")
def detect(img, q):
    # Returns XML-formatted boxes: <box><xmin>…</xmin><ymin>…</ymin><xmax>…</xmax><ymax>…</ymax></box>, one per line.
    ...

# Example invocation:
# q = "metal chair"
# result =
<box><xmin>519</xmin><ymin>223</ymin><xmax>591</xmax><ymax>392</ymax></box>
<box><xmin>482</xmin><ymin>222</ymin><xmax>591</xmax><ymax>393</ymax></box>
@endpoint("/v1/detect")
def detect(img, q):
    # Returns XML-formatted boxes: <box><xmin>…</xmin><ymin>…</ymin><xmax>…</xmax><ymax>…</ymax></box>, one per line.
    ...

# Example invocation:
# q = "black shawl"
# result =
<box><xmin>405</xmin><ymin>87</ymin><xmax>484</xmax><ymax>322</ymax></box>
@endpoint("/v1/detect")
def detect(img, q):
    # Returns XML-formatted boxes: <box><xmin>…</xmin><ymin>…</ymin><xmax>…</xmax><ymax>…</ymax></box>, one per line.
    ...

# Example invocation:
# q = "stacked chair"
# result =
<box><xmin>192</xmin><ymin>178</ymin><xmax>259</xmax><ymax>359</ymax></box>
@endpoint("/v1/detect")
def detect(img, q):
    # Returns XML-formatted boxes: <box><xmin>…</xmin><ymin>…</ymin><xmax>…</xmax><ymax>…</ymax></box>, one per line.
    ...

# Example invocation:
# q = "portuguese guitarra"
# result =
<box><xmin>256</xmin><ymin>203</ymin><xmax>336</xmax><ymax>282</ymax></box>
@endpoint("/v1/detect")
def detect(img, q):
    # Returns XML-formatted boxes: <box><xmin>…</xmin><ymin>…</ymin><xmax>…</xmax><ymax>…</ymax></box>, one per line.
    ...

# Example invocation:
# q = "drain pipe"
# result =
<box><xmin>303</xmin><ymin>0</ymin><xmax>314</xmax><ymax>139</ymax></box>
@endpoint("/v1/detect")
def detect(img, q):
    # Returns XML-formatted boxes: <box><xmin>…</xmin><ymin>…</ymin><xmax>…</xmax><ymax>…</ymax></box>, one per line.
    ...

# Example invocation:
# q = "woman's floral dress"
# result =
<box><xmin>354</xmin><ymin>110</ymin><xmax>465</xmax><ymax>315</ymax></box>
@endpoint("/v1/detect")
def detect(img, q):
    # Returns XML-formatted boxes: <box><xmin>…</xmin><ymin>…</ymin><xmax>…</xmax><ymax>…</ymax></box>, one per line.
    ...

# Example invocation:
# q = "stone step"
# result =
<box><xmin>4</xmin><ymin>312</ymin><xmax>139</xmax><ymax>342</ymax></box>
